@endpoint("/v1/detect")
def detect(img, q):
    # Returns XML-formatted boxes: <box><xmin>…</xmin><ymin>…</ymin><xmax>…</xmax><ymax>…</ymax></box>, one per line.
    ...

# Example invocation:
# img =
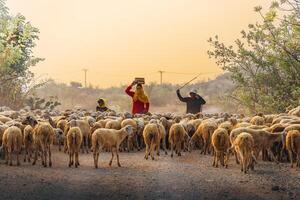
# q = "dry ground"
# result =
<box><xmin>0</xmin><ymin>148</ymin><xmax>300</xmax><ymax>200</ymax></box>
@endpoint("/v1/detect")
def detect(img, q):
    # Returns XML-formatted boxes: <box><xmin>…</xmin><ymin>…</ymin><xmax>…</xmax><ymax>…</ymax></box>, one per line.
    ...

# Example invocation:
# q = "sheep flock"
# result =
<box><xmin>0</xmin><ymin>105</ymin><xmax>300</xmax><ymax>174</ymax></box>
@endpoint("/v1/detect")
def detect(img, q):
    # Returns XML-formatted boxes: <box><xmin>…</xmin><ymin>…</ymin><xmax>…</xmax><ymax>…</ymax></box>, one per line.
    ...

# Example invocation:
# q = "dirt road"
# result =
<box><xmin>0</xmin><ymin>149</ymin><xmax>299</xmax><ymax>200</ymax></box>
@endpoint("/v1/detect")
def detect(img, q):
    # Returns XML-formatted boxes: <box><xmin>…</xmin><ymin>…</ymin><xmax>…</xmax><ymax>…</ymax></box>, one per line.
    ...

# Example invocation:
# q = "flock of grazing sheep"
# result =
<box><xmin>0</xmin><ymin>106</ymin><xmax>300</xmax><ymax>174</ymax></box>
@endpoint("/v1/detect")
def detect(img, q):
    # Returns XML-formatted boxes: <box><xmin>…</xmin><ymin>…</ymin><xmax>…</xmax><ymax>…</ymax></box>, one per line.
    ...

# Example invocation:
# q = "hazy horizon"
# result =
<box><xmin>7</xmin><ymin>0</ymin><xmax>271</xmax><ymax>88</ymax></box>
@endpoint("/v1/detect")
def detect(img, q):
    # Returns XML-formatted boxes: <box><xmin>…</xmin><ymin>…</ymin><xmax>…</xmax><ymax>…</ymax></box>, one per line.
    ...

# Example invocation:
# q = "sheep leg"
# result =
<box><xmin>4</xmin><ymin>148</ymin><xmax>8</xmax><ymax>165</ymax></box>
<box><xmin>202</xmin><ymin>140</ymin><xmax>207</xmax><ymax>155</ymax></box>
<box><xmin>127</xmin><ymin>137</ymin><xmax>131</xmax><ymax>152</ymax></box>
<box><xmin>288</xmin><ymin>150</ymin><xmax>294</xmax><ymax>168</ymax></box>
<box><xmin>75</xmin><ymin>151</ymin><xmax>79</xmax><ymax>167</ymax></box>
<box><xmin>224</xmin><ymin>150</ymin><xmax>229</xmax><ymax>168</ymax></box>
<box><xmin>48</xmin><ymin>145</ymin><xmax>52</xmax><ymax>167</ymax></box>
<box><xmin>68</xmin><ymin>151</ymin><xmax>72</xmax><ymax>167</ymax></box>
<box><xmin>134</xmin><ymin>134</ymin><xmax>140</xmax><ymax>151</ymax></box>
<box><xmin>144</xmin><ymin>143</ymin><xmax>149</xmax><ymax>160</ymax></box>
<box><xmin>177</xmin><ymin>142</ymin><xmax>182</xmax><ymax>156</ymax></box>
<box><xmin>109</xmin><ymin>148</ymin><xmax>114</xmax><ymax>166</ymax></box>
<box><xmin>162</xmin><ymin>135</ymin><xmax>167</xmax><ymax>155</ymax></box>
<box><xmin>234</xmin><ymin>150</ymin><xmax>240</xmax><ymax>164</ymax></box>
<box><xmin>43</xmin><ymin>147</ymin><xmax>48</xmax><ymax>167</ymax></box>
<box><xmin>85</xmin><ymin>136</ymin><xmax>89</xmax><ymax>154</ymax></box>
<box><xmin>150</xmin><ymin>143</ymin><xmax>155</xmax><ymax>160</ymax></box>
<box><xmin>24</xmin><ymin>148</ymin><xmax>27</xmax><ymax>162</ymax></box>
<box><xmin>17</xmin><ymin>149</ymin><xmax>20</xmax><ymax>166</ymax></box>
<box><xmin>32</xmin><ymin>147</ymin><xmax>38</xmax><ymax>165</ymax></box>
<box><xmin>116</xmin><ymin>148</ymin><xmax>121</xmax><ymax>167</ymax></box>
<box><xmin>93</xmin><ymin>145</ymin><xmax>99</xmax><ymax>168</ymax></box>
<box><xmin>267</xmin><ymin>148</ymin><xmax>279</xmax><ymax>164</ymax></box>
<box><xmin>64</xmin><ymin>139</ymin><xmax>68</xmax><ymax>153</ymax></box>
<box><xmin>156</xmin><ymin>138</ymin><xmax>160</xmax><ymax>156</ymax></box>
<box><xmin>8</xmin><ymin>148</ymin><xmax>12</xmax><ymax>166</ymax></box>
<box><xmin>170</xmin><ymin>143</ymin><xmax>174</xmax><ymax>158</ymax></box>
<box><xmin>212</xmin><ymin>151</ymin><xmax>216</xmax><ymax>167</ymax></box>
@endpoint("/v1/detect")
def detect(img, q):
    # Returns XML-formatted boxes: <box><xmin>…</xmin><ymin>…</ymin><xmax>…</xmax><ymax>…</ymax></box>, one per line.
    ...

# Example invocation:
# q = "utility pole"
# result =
<box><xmin>158</xmin><ymin>70</ymin><xmax>165</xmax><ymax>84</ymax></box>
<box><xmin>82</xmin><ymin>68</ymin><xmax>88</xmax><ymax>87</ymax></box>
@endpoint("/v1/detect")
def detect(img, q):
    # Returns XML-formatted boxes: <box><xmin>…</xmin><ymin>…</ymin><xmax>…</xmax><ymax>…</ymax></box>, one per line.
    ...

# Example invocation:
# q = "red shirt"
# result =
<box><xmin>125</xmin><ymin>85</ymin><xmax>150</xmax><ymax>114</ymax></box>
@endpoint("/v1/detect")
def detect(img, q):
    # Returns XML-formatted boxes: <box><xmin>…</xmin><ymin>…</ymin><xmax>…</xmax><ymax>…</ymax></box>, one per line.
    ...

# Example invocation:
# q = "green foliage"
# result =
<box><xmin>208</xmin><ymin>0</ymin><xmax>300</xmax><ymax>114</ymax></box>
<box><xmin>25</xmin><ymin>95</ymin><xmax>61</xmax><ymax>111</ymax></box>
<box><xmin>0</xmin><ymin>0</ymin><xmax>43</xmax><ymax>108</ymax></box>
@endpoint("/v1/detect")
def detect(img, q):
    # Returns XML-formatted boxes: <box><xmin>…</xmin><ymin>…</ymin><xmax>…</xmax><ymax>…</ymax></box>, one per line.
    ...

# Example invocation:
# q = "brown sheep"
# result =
<box><xmin>56</xmin><ymin>119</ymin><xmax>68</xmax><ymax>151</ymax></box>
<box><xmin>286</xmin><ymin>130</ymin><xmax>300</xmax><ymax>168</ymax></box>
<box><xmin>230</xmin><ymin>127</ymin><xmax>282</xmax><ymax>163</ymax></box>
<box><xmin>212</xmin><ymin>128</ymin><xmax>230</xmax><ymax>168</ymax></box>
<box><xmin>67</xmin><ymin>127</ymin><xmax>83</xmax><ymax>168</ymax></box>
<box><xmin>121</xmin><ymin>119</ymin><xmax>139</xmax><ymax>152</ymax></box>
<box><xmin>104</xmin><ymin>118</ymin><xmax>122</xmax><ymax>130</ymax></box>
<box><xmin>190</xmin><ymin>121</ymin><xmax>218</xmax><ymax>155</ymax></box>
<box><xmin>0</xmin><ymin>115</ymin><xmax>12</xmax><ymax>124</ymax></box>
<box><xmin>0</xmin><ymin>124</ymin><xmax>8</xmax><ymax>146</ymax></box>
<box><xmin>23</xmin><ymin>125</ymin><xmax>34</xmax><ymax>162</ymax></box>
<box><xmin>169</xmin><ymin>123</ymin><xmax>190</xmax><ymax>158</ymax></box>
<box><xmin>32</xmin><ymin>122</ymin><xmax>55</xmax><ymax>167</ymax></box>
<box><xmin>91</xmin><ymin>125</ymin><xmax>133</xmax><ymax>168</ymax></box>
<box><xmin>218</xmin><ymin>121</ymin><xmax>233</xmax><ymax>135</ymax></box>
<box><xmin>232</xmin><ymin>132</ymin><xmax>256</xmax><ymax>174</ymax></box>
<box><xmin>250</xmin><ymin>116</ymin><xmax>265</xmax><ymax>125</ymax></box>
<box><xmin>2</xmin><ymin>126</ymin><xmax>23</xmax><ymax>166</ymax></box>
<box><xmin>68</xmin><ymin>119</ymin><xmax>90</xmax><ymax>153</ymax></box>
<box><xmin>143</xmin><ymin>123</ymin><xmax>162</xmax><ymax>160</ymax></box>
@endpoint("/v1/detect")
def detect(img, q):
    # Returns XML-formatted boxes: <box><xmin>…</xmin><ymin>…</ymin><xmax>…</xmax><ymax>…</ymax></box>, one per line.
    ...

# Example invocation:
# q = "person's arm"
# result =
<box><xmin>176</xmin><ymin>89</ymin><xmax>188</xmax><ymax>102</ymax></box>
<box><xmin>125</xmin><ymin>83</ymin><xmax>135</xmax><ymax>97</ymax></box>
<box><xmin>196</xmin><ymin>95</ymin><xmax>206</xmax><ymax>104</ymax></box>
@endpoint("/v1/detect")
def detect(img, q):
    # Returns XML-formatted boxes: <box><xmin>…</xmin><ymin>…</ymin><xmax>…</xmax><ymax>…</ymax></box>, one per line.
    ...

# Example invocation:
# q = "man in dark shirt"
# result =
<box><xmin>176</xmin><ymin>89</ymin><xmax>206</xmax><ymax>114</ymax></box>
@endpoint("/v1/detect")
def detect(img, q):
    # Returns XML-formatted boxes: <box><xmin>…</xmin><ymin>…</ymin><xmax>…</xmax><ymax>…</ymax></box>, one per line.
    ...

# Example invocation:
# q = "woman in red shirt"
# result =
<box><xmin>125</xmin><ymin>81</ymin><xmax>150</xmax><ymax>114</ymax></box>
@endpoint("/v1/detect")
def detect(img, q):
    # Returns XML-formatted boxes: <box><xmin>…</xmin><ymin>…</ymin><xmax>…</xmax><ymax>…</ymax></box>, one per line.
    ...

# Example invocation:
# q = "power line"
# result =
<box><xmin>82</xmin><ymin>68</ymin><xmax>88</xmax><ymax>87</ymax></box>
<box><xmin>157</xmin><ymin>70</ymin><xmax>165</xmax><ymax>84</ymax></box>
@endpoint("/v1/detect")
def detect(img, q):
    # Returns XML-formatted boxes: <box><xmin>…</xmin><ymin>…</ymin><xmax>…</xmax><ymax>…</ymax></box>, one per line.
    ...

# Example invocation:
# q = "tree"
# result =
<box><xmin>0</xmin><ymin>0</ymin><xmax>43</xmax><ymax>108</ymax></box>
<box><xmin>207</xmin><ymin>0</ymin><xmax>300</xmax><ymax>114</ymax></box>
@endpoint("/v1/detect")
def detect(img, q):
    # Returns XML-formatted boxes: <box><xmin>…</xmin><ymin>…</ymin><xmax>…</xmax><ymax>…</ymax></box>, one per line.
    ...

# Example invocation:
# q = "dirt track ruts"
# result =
<box><xmin>0</xmin><ymin>149</ymin><xmax>300</xmax><ymax>200</ymax></box>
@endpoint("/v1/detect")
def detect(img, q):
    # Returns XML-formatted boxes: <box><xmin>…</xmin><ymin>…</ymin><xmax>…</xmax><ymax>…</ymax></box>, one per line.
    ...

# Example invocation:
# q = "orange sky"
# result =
<box><xmin>7</xmin><ymin>0</ymin><xmax>271</xmax><ymax>87</ymax></box>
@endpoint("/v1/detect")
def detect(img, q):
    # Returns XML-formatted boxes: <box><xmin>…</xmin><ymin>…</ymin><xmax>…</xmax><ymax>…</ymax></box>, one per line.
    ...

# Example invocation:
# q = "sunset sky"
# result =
<box><xmin>7</xmin><ymin>0</ymin><xmax>271</xmax><ymax>88</ymax></box>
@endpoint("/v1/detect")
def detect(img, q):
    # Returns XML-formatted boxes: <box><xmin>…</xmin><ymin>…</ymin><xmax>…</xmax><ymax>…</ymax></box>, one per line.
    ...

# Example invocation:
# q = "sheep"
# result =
<box><xmin>234</xmin><ymin>122</ymin><xmax>251</xmax><ymax>128</ymax></box>
<box><xmin>250</xmin><ymin>116</ymin><xmax>265</xmax><ymax>125</ymax></box>
<box><xmin>56</xmin><ymin>119</ymin><xmax>68</xmax><ymax>151</ymax></box>
<box><xmin>67</xmin><ymin>127</ymin><xmax>83</xmax><ymax>167</ymax></box>
<box><xmin>143</xmin><ymin>123</ymin><xmax>162</xmax><ymax>160</ymax></box>
<box><xmin>218</xmin><ymin>121</ymin><xmax>233</xmax><ymax>135</ymax></box>
<box><xmin>22</xmin><ymin>116</ymin><xmax>54</xmax><ymax>167</ymax></box>
<box><xmin>285</xmin><ymin>128</ymin><xmax>300</xmax><ymax>167</ymax></box>
<box><xmin>211</xmin><ymin>128</ymin><xmax>231</xmax><ymax>168</ymax></box>
<box><xmin>232</xmin><ymin>132</ymin><xmax>256</xmax><ymax>174</ymax></box>
<box><xmin>0</xmin><ymin>115</ymin><xmax>12</xmax><ymax>124</ymax></box>
<box><xmin>68</xmin><ymin>119</ymin><xmax>90</xmax><ymax>153</ymax></box>
<box><xmin>230</xmin><ymin>127</ymin><xmax>282</xmax><ymax>163</ymax></box>
<box><xmin>32</xmin><ymin>122</ymin><xmax>55</xmax><ymax>167</ymax></box>
<box><xmin>190</xmin><ymin>121</ymin><xmax>218</xmax><ymax>155</ymax></box>
<box><xmin>168</xmin><ymin>123</ymin><xmax>190</xmax><ymax>158</ymax></box>
<box><xmin>0</xmin><ymin>124</ymin><xmax>8</xmax><ymax>146</ymax></box>
<box><xmin>54</xmin><ymin>128</ymin><xmax>64</xmax><ymax>151</ymax></box>
<box><xmin>104</xmin><ymin>118</ymin><xmax>122</xmax><ymax>130</ymax></box>
<box><xmin>91</xmin><ymin>125</ymin><xmax>133</xmax><ymax>168</ymax></box>
<box><xmin>23</xmin><ymin>125</ymin><xmax>34</xmax><ymax>162</ymax></box>
<box><xmin>121</xmin><ymin>118</ymin><xmax>141</xmax><ymax>152</ymax></box>
<box><xmin>281</xmin><ymin>124</ymin><xmax>300</xmax><ymax>157</ymax></box>
<box><xmin>2</xmin><ymin>126</ymin><xmax>23</xmax><ymax>166</ymax></box>
<box><xmin>159</xmin><ymin>117</ymin><xmax>174</xmax><ymax>149</ymax></box>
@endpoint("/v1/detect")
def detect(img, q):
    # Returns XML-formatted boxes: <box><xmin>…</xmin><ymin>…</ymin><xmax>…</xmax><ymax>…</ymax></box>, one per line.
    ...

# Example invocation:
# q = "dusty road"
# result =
<box><xmin>0</xmin><ymin>149</ymin><xmax>299</xmax><ymax>200</ymax></box>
